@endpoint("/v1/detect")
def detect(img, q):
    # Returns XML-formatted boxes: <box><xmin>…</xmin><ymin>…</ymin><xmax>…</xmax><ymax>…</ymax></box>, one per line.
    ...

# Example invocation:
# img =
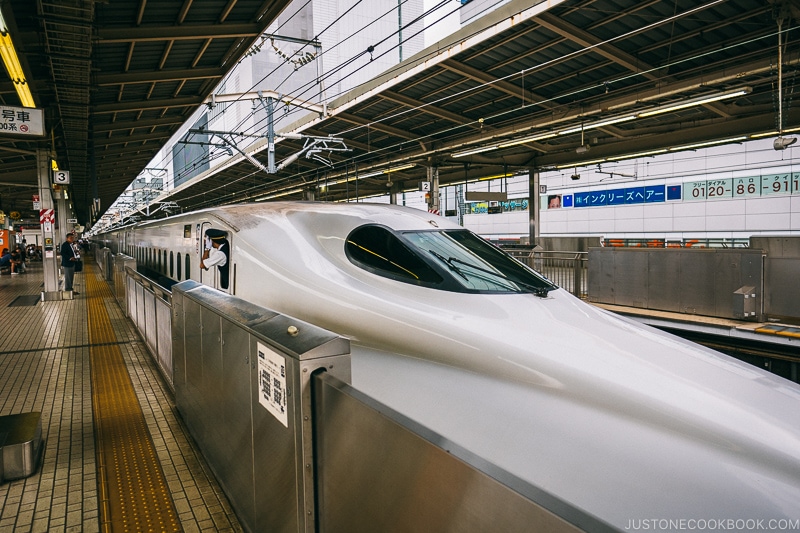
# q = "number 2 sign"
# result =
<box><xmin>53</xmin><ymin>170</ymin><xmax>70</xmax><ymax>184</ymax></box>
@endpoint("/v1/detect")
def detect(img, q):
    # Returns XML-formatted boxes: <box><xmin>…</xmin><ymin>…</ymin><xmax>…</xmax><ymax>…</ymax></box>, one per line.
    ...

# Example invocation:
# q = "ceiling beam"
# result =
<box><xmin>380</xmin><ymin>90</ymin><xmax>483</xmax><ymax>130</ymax></box>
<box><xmin>440</xmin><ymin>59</ymin><xmax>556</xmax><ymax>110</ymax></box>
<box><xmin>95</xmin><ymin>67</ymin><xmax>224</xmax><ymax>86</ymax></box>
<box><xmin>92</xmin><ymin>116</ymin><xmax>188</xmax><ymax>133</ymax></box>
<box><xmin>93</xmin><ymin>96</ymin><xmax>202</xmax><ymax>114</ymax></box>
<box><xmin>534</xmin><ymin>12</ymin><xmax>659</xmax><ymax>81</ymax></box>
<box><xmin>96</xmin><ymin>24</ymin><xmax>262</xmax><ymax>43</ymax></box>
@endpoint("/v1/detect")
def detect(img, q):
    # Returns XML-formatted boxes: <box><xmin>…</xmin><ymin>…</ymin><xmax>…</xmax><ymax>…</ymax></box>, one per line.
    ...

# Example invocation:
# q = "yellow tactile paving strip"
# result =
<box><xmin>85</xmin><ymin>262</ymin><xmax>182</xmax><ymax>532</ymax></box>
<box><xmin>754</xmin><ymin>324</ymin><xmax>800</xmax><ymax>339</ymax></box>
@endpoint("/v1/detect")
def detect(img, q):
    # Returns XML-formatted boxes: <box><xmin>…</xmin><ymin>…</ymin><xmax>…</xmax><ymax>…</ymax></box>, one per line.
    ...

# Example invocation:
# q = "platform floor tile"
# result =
<box><xmin>0</xmin><ymin>260</ymin><xmax>242</xmax><ymax>532</ymax></box>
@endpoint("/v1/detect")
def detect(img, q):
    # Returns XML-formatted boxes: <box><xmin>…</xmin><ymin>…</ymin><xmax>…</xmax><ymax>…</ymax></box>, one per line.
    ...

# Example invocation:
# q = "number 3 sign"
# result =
<box><xmin>53</xmin><ymin>170</ymin><xmax>70</xmax><ymax>184</ymax></box>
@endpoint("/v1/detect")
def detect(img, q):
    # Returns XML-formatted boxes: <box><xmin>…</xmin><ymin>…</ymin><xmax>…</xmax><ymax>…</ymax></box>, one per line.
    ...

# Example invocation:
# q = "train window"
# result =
<box><xmin>346</xmin><ymin>225</ymin><xmax>443</xmax><ymax>285</ymax></box>
<box><xmin>185</xmin><ymin>255</ymin><xmax>190</xmax><ymax>279</ymax></box>
<box><xmin>177</xmin><ymin>253</ymin><xmax>182</xmax><ymax>280</ymax></box>
<box><xmin>170</xmin><ymin>251</ymin><xmax>174</xmax><ymax>277</ymax></box>
<box><xmin>403</xmin><ymin>230</ymin><xmax>557</xmax><ymax>295</ymax></box>
<box><xmin>162</xmin><ymin>250</ymin><xmax>167</xmax><ymax>273</ymax></box>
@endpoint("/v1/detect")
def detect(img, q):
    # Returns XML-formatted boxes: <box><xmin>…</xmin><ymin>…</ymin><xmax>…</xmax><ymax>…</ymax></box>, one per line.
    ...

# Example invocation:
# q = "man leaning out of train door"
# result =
<box><xmin>200</xmin><ymin>228</ymin><xmax>230</xmax><ymax>289</ymax></box>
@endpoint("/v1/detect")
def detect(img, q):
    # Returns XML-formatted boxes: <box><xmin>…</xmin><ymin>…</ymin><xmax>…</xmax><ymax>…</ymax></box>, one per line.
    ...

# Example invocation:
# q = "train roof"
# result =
<box><xmin>169</xmin><ymin>202</ymin><xmax>463</xmax><ymax>234</ymax></box>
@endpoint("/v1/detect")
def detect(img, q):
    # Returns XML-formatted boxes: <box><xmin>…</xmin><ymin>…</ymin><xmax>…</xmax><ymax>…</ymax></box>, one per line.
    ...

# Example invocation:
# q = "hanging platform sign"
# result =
<box><xmin>0</xmin><ymin>105</ymin><xmax>44</xmax><ymax>137</ymax></box>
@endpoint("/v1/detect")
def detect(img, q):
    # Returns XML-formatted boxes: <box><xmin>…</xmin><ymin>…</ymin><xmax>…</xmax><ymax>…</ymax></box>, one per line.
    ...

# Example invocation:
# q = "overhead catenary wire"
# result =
<box><xmin>107</xmin><ymin>0</ymin><xmax>774</xmax><ymax>219</ymax></box>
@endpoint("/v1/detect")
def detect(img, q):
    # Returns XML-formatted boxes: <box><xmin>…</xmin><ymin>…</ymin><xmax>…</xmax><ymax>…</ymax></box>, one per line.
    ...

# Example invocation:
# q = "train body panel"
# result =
<box><xmin>98</xmin><ymin>202</ymin><xmax>800</xmax><ymax>528</ymax></box>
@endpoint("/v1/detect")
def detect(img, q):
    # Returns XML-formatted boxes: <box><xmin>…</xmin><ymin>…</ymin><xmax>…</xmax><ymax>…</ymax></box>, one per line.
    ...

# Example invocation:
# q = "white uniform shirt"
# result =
<box><xmin>204</xmin><ymin>244</ymin><xmax>227</xmax><ymax>268</ymax></box>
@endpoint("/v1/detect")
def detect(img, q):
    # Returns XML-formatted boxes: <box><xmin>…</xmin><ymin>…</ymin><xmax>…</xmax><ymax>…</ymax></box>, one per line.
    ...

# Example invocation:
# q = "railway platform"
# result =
<box><xmin>0</xmin><ymin>258</ymin><xmax>242</xmax><ymax>532</ymax></box>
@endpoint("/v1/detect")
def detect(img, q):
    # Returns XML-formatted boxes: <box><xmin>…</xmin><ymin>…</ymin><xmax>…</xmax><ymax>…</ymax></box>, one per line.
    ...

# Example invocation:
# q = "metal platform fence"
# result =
<box><xmin>502</xmin><ymin>246</ymin><xmax>588</xmax><ymax>299</ymax></box>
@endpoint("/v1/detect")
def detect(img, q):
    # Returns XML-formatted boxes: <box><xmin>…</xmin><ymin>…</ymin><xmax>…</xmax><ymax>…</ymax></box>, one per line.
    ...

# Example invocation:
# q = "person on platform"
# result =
<box><xmin>0</xmin><ymin>248</ymin><xmax>18</xmax><ymax>275</ymax></box>
<box><xmin>199</xmin><ymin>228</ymin><xmax>230</xmax><ymax>289</ymax></box>
<box><xmin>60</xmin><ymin>233</ymin><xmax>80</xmax><ymax>294</ymax></box>
<box><xmin>14</xmin><ymin>245</ymin><xmax>26</xmax><ymax>273</ymax></box>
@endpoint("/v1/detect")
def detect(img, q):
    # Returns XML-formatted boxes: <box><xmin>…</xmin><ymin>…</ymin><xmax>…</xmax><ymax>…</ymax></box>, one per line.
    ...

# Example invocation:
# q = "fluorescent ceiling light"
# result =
<box><xmin>359</xmin><ymin>163</ymin><xmax>416</xmax><ymax>178</ymax></box>
<box><xmin>498</xmin><ymin>132</ymin><xmax>557</xmax><ymax>148</ymax></box>
<box><xmin>357</xmin><ymin>170</ymin><xmax>382</xmax><ymax>179</ymax></box>
<box><xmin>558</xmin><ymin>115</ymin><xmax>636</xmax><ymax>135</ymax></box>
<box><xmin>0</xmin><ymin>10</ymin><xmax>35</xmax><ymax>108</ymax></box>
<box><xmin>384</xmin><ymin>163</ymin><xmax>414</xmax><ymax>174</ymax></box>
<box><xmin>668</xmin><ymin>136</ymin><xmax>747</xmax><ymax>152</ymax></box>
<box><xmin>749</xmin><ymin>130</ymin><xmax>779</xmax><ymax>139</ymax></box>
<box><xmin>606</xmin><ymin>148</ymin><xmax>667</xmax><ymax>161</ymax></box>
<box><xmin>555</xmin><ymin>158</ymin><xmax>606</xmax><ymax>169</ymax></box>
<box><xmin>452</xmin><ymin>145</ymin><xmax>498</xmax><ymax>157</ymax></box>
<box><xmin>636</xmin><ymin>88</ymin><xmax>751</xmax><ymax>118</ymax></box>
<box><xmin>478</xmin><ymin>172</ymin><xmax>514</xmax><ymax>181</ymax></box>
<box><xmin>258</xmin><ymin>187</ymin><xmax>304</xmax><ymax>200</ymax></box>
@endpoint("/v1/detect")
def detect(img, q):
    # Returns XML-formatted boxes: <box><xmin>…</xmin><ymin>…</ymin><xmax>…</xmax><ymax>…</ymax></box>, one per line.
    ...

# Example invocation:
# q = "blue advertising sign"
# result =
<box><xmin>607</xmin><ymin>189</ymin><xmax>626</xmax><ymax>205</ymax></box>
<box><xmin>624</xmin><ymin>187</ymin><xmax>646</xmax><ymax>204</ymax></box>
<box><xmin>644</xmin><ymin>184</ymin><xmax>665</xmax><ymax>203</ymax></box>
<box><xmin>574</xmin><ymin>191</ymin><xmax>591</xmax><ymax>207</ymax></box>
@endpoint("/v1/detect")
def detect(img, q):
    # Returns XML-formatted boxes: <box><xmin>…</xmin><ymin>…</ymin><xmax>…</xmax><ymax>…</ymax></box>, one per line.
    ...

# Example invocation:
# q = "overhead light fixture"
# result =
<box><xmin>383</xmin><ymin>163</ymin><xmax>414</xmax><ymax>174</ymax></box>
<box><xmin>0</xmin><ymin>9</ymin><xmax>35</xmax><ymax>108</ymax></box>
<box><xmin>558</xmin><ymin>115</ymin><xmax>636</xmax><ymax>135</ymax></box>
<box><xmin>668</xmin><ymin>136</ymin><xmax>747</xmax><ymax>152</ymax></box>
<box><xmin>555</xmin><ymin>158</ymin><xmax>606</xmax><ymax>169</ymax></box>
<box><xmin>358</xmin><ymin>163</ymin><xmax>415</xmax><ymax>179</ymax></box>
<box><xmin>257</xmin><ymin>187</ymin><xmax>305</xmax><ymax>200</ymax></box>
<box><xmin>749</xmin><ymin>130</ymin><xmax>780</xmax><ymax>139</ymax></box>
<box><xmin>478</xmin><ymin>172</ymin><xmax>515</xmax><ymax>181</ymax></box>
<box><xmin>606</xmin><ymin>148</ymin><xmax>667</xmax><ymax>161</ymax></box>
<box><xmin>452</xmin><ymin>145</ymin><xmax>498</xmax><ymax>157</ymax></box>
<box><xmin>636</xmin><ymin>88</ymin><xmax>751</xmax><ymax>118</ymax></box>
<box><xmin>498</xmin><ymin>132</ymin><xmax>557</xmax><ymax>149</ymax></box>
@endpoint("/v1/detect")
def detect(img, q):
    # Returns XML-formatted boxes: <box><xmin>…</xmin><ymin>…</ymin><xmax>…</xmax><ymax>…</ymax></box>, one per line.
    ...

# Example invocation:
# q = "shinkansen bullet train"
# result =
<box><xmin>98</xmin><ymin>202</ymin><xmax>800</xmax><ymax>528</ymax></box>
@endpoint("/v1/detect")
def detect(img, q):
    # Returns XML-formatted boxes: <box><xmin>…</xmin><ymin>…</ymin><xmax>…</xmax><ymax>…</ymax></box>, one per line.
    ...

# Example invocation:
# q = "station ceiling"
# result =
<box><xmin>0</xmin><ymin>0</ymin><xmax>292</xmax><ymax>225</ymax></box>
<box><xmin>1</xmin><ymin>0</ymin><xmax>798</xmax><ymax>225</ymax></box>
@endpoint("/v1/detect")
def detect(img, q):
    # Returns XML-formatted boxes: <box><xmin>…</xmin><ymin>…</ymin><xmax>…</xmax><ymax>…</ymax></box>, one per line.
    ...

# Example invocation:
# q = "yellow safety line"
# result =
<box><xmin>84</xmin><ymin>261</ymin><xmax>181</xmax><ymax>532</ymax></box>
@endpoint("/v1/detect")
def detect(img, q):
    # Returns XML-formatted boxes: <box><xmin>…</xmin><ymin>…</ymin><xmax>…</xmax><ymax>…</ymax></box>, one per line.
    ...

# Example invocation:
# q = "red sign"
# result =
<box><xmin>33</xmin><ymin>195</ymin><xmax>39</xmax><ymax>202</ymax></box>
<box><xmin>39</xmin><ymin>209</ymin><xmax>55</xmax><ymax>224</ymax></box>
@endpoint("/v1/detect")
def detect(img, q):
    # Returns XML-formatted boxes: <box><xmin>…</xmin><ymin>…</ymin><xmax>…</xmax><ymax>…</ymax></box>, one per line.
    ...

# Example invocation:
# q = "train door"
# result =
<box><xmin>198</xmin><ymin>222</ymin><xmax>212</xmax><ymax>287</ymax></box>
<box><xmin>198</xmin><ymin>222</ymin><xmax>232</xmax><ymax>294</ymax></box>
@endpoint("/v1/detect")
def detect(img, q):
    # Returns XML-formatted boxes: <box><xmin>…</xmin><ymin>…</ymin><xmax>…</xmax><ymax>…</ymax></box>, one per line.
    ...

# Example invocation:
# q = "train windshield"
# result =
<box><xmin>346</xmin><ymin>225</ymin><xmax>556</xmax><ymax>295</ymax></box>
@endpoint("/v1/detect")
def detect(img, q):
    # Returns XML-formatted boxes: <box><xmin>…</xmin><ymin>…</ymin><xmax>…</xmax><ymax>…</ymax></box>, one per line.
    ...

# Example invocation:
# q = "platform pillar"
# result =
<box><xmin>528</xmin><ymin>168</ymin><xmax>540</xmax><ymax>246</ymax></box>
<box><xmin>37</xmin><ymin>149</ymin><xmax>62</xmax><ymax>300</ymax></box>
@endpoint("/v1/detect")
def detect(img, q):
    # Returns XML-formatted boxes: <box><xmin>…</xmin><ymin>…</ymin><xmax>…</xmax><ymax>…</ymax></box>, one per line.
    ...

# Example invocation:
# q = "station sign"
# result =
<box><xmin>53</xmin><ymin>170</ymin><xmax>70</xmax><ymax>185</ymax></box>
<box><xmin>0</xmin><ymin>105</ymin><xmax>44</xmax><ymax>137</ymax></box>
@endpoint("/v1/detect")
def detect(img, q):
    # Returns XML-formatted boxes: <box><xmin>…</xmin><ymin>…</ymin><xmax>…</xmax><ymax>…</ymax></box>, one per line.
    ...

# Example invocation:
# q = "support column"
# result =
<box><xmin>37</xmin><ymin>149</ymin><xmax>61</xmax><ymax>300</ymax></box>
<box><xmin>427</xmin><ymin>166</ymin><xmax>440</xmax><ymax>214</ymax></box>
<box><xmin>528</xmin><ymin>168</ymin><xmax>540</xmax><ymax>246</ymax></box>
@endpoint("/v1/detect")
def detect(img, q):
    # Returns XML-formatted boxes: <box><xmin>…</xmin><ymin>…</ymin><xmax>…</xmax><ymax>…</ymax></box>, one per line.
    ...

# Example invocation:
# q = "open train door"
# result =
<box><xmin>198</xmin><ymin>222</ymin><xmax>232</xmax><ymax>294</ymax></box>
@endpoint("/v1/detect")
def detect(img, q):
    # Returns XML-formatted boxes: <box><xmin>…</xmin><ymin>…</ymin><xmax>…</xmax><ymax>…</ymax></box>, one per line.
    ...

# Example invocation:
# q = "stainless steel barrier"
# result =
<box><xmin>125</xmin><ymin>266</ymin><xmax>174</xmax><ymax>387</ymax></box>
<box><xmin>172</xmin><ymin>280</ymin><xmax>351</xmax><ymax>533</ymax></box>
<box><xmin>505</xmin><ymin>248</ymin><xmax>587</xmax><ymax>298</ymax></box>
<box><xmin>314</xmin><ymin>372</ymin><xmax>613</xmax><ymax>533</ymax></box>
<box><xmin>95</xmin><ymin>247</ymin><xmax>114</xmax><ymax>280</ymax></box>
<box><xmin>751</xmin><ymin>236</ymin><xmax>800</xmax><ymax>323</ymax></box>
<box><xmin>112</xmin><ymin>254</ymin><xmax>136</xmax><ymax>312</ymax></box>
<box><xmin>588</xmin><ymin>247</ymin><xmax>763</xmax><ymax>321</ymax></box>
